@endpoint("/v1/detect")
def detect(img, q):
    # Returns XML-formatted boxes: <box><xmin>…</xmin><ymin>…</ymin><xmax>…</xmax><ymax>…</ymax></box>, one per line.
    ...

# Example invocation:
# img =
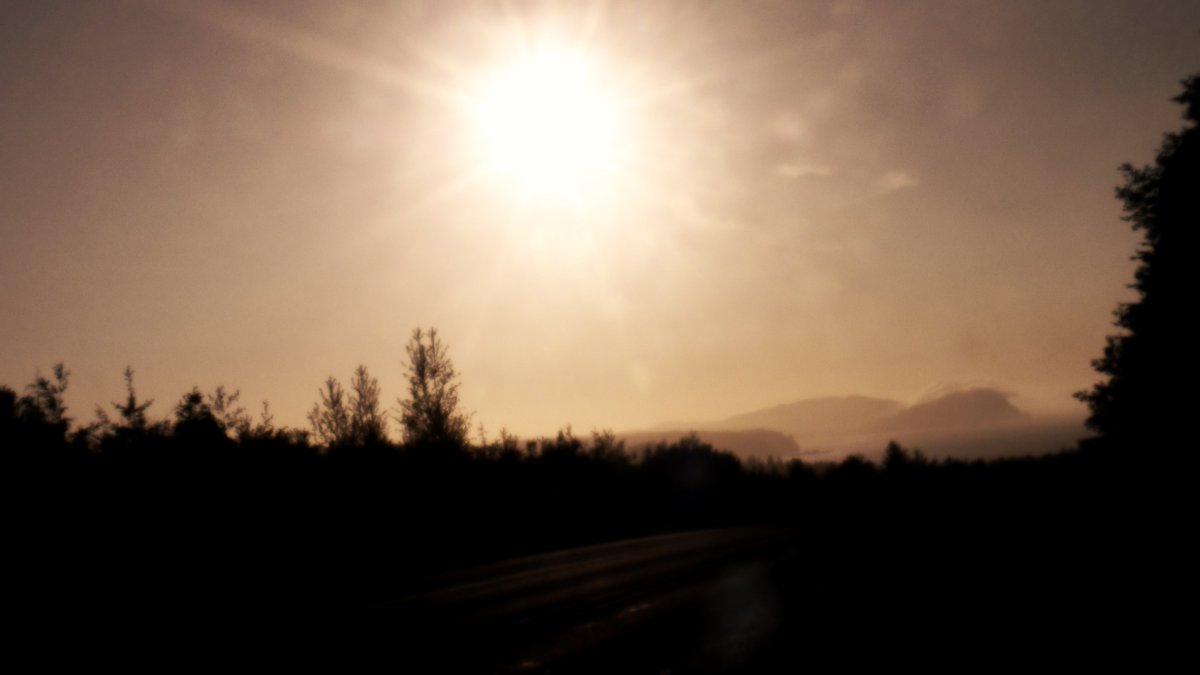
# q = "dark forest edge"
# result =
<box><xmin>0</xmin><ymin>355</ymin><xmax>1175</xmax><ymax>621</ymax></box>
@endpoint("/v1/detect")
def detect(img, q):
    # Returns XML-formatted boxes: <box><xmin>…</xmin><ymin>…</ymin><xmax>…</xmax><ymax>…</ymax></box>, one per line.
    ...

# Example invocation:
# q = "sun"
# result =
<box><xmin>468</xmin><ymin>46</ymin><xmax>628</xmax><ymax>203</ymax></box>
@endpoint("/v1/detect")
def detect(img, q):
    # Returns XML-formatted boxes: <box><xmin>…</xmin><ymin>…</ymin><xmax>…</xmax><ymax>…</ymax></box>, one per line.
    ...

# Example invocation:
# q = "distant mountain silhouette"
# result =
<box><xmin>640</xmin><ymin>388</ymin><xmax>1086</xmax><ymax>462</ymax></box>
<box><xmin>717</xmin><ymin>395</ymin><xmax>904</xmax><ymax>438</ymax></box>
<box><xmin>870</xmin><ymin>388</ymin><xmax>1029</xmax><ymax>433</ymax></box>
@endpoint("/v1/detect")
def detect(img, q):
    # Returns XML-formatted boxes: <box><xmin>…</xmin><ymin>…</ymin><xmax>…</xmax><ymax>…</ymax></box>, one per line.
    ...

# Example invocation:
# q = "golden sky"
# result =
<box><xmin>2</xmin><ymin>0</ymin><xmax>1197</xmax><ymax>437</ymax></box>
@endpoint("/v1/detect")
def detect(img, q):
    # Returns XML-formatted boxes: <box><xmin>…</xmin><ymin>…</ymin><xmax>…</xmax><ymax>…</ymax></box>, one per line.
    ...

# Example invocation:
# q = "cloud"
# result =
<box><xmin>769</xmin><ymin>112</ymin><xmax>808</xmax><ymax>143</ymax></box>
<box><xmin>776</xmin><ymin>162</ymin><xmax>833</xmax><ymax>179</ymax></box>
<box><xmin>915</xmin><ymin>379</ymin><xmax>1011</xmax><ymax>405</ymax></box>
<box><xmin>875</xmin><ymin>169</ymin><xmax>919</xmax><ymax>193</ymax></box>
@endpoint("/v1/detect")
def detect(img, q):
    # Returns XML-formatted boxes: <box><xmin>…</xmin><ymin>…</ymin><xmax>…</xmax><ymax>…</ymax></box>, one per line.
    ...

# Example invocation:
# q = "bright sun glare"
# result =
<box><xmin>470</xmin><ymin>47</ymin><xmax>628</xmax><ymax>203</ymax></box>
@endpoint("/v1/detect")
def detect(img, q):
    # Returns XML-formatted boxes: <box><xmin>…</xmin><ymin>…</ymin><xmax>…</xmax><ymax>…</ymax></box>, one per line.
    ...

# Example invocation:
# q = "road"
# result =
<box><xmin>358</xmin><ymin>526</ymin><xmax>803</xmax><ymax>673</ymax></box>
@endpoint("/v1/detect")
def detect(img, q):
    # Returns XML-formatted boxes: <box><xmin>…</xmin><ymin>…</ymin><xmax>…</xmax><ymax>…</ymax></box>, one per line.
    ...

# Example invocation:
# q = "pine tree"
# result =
<box><xmin>398</xmin><ymin>328</ymin><xmax>470</xmax><ymax>448</ymax></box>
<box><xmin>348</xmin><ymin>364</ymin><xmax>388</xmax><ymax>445</ymax></box>
<box><xmin>1076</xmin><ymin>75</ymin><xmax>1198</xmax><ymax>448</ymax></box>
<box><xmin>308</xmin><ymin>376</ymin><xmax>351</xmax><ymax>447</ymax></box>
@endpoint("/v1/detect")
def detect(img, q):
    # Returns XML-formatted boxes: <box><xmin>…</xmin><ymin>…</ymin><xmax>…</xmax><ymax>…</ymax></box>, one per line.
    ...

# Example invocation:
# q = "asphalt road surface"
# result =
<box><xmin>359</xmin><ymin>526</ymin><xmax>805</xmax><ymax>673</ymax></box>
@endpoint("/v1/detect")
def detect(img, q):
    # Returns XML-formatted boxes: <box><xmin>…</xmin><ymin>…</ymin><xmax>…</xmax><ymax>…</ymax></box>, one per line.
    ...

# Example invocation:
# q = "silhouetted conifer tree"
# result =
<box><xmin>92</xmin><ymin>367</ymin><xmax>169</xmax><ymax>454</ymax></box>
<box><xmin>1</xmin><ymin>364</ymin><xmax>74</xmax><ymax>457</ymax></box>
<box><xmin>25</xmin><ymin>363</ymin><xmax>71</xmax><ymax>435</ymax></box>
<box><xmin>398</xmin><ymin>327</ymin><xmax>470</xmax><ymax>448</ymax></box>
<box><xmin>348</xmin><ymin>364</ymin><xmax>387</xmax><ymax>445</ymax></box>
<box><xmin>308</xmin><ymin>376</ymin><xmax>351</xmax><ymax>447</ymax></box>
<box><xmin>98</xmin><ymin>366</ymin><xmax>159</xmax><ymax>433</ymax></box>
<box><xmin>173</xmin><ymin>387</ymin><xmax>229</xmax><ymax>449</ymax></box>
<box><xmin>206</xmin><ymin>386</ymin><xmax>249</xmax><ymax>439</ymax></box>
<box><xmin>1076</xmin><ymin>75</ymin><xmax>1198</xmax><ymax>448</ymax></box>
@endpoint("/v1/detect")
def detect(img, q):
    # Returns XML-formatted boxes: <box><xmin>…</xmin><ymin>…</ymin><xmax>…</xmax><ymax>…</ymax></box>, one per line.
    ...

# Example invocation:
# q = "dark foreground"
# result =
<box><xmin>364</xmin><ymin>527</ymin><xmax>795</xmax><ymax>672</ymax></box>
<box><xmin>15</xmin><ymin>491</ymin><xmax>1185</xmax><ymax>671</ymax></box>
<box><xmin>348</xmin><ymin>513</ymin><xmax>1180</xmax><ymax>673</ymax></box>
<box><xmin>6</xmin><ymin>409</ymin><xmax>1187</xmax><ymax>669</ymax></box>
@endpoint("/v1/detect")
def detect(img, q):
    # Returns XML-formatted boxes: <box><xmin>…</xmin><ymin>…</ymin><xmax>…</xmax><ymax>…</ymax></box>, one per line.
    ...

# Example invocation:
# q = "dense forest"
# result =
<box><xmin>0</xmin><ymin>348</ymin><xmax>1147</xmax><ymax>619</ymax></box>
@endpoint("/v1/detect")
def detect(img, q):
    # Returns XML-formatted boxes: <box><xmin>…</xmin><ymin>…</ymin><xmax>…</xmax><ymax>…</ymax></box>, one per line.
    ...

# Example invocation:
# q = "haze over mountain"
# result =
<box><xmin>715</xmin><ymin>396</ymin><xmax>904</xmax><ymax>438</ymax></box>
<box><xmin>868</xmin><ymin>388</ymin><xmax>1029</xmax><ymax>433</ymax></box>
<box><xmin>635</xmin><ymin>387</ymin><xmax>1087</xmax><ymax>463</ymax></box>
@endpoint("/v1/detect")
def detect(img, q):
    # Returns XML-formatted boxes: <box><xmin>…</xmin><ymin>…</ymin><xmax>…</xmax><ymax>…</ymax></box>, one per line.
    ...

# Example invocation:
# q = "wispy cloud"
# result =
<box><xmin>875</xmin><ymin>169</ymin><xmax>919</xmax><ymax>193</ymax></box>
<box><xmin>769</xmin><ymin>112</ymin><xmax>808</xmax><ymax>143</ymax></box>
<box><xmin>776</xmin><ymin>162</ymin><xmax>833</xmax><ymax>179</ymax></box>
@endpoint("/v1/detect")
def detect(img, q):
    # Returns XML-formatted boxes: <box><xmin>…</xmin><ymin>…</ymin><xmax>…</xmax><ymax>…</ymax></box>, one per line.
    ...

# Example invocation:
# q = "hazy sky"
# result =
<box><xmin>2</xmin><ymin>0</ymin><xmax>1197</xmax><ymax>437</ymax></box>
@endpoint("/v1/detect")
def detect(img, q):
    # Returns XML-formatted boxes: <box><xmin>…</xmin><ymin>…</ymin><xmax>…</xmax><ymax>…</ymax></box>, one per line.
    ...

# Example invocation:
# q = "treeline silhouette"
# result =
<box><xmin>4</xmin><ymin>361</ymin><xmax>1133</xmax><ymax>625</ymax></box>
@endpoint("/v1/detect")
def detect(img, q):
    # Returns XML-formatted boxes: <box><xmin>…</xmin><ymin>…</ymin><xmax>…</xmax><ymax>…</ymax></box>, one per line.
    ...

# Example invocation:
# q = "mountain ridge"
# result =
<box><xmin>634</xmin><ymin>387</ymin><xmax>1087</xmax><ymax>462</ymax></box>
